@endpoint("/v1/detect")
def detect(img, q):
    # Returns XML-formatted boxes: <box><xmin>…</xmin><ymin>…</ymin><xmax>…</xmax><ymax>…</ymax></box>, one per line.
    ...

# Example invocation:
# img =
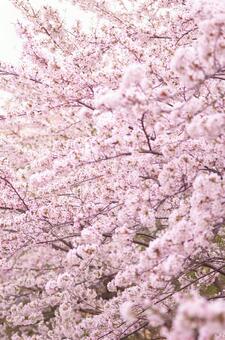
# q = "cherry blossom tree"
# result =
<box><xmin>0</xmin><ymin>0</ymin><xmax>225</xmax><ymax>339</ymax></box>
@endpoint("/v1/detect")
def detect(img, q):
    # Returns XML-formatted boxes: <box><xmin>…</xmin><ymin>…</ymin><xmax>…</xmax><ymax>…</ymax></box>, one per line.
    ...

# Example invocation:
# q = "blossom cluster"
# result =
<box><xmin>0</xmin><ymin>0</ymin><xmax>225</xmax><ymax>339</ymax></box>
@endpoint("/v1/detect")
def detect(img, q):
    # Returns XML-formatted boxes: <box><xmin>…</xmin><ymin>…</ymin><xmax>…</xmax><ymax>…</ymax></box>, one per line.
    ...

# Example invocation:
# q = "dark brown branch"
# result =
<box><xmin>76</xmin><ymin>99</ymin><xmax>95</xmax><ymax>111</ymax></box>
<box><xmin>0</xmin><ymin>206</ymin><xmax>26</xmax><ymax>213</ymax></box>
<box><xmin>0</xmin><ymin>176</ymin><xmax>29</xmax><ymax>211</ymax></box>
<box><xmin>140</xmin><ymin>112</ymin><xmax>162</xmax><ymax>156</ymax></box>
<box><xmin>176</xmin><ymin>27</ymin><xmax>198</xmax><ymax>46</ymax></box>
<box><xmin>133</xmin><ymin>240</ymin><xmax>149</xmax><ymax>247</ymax></box>
<box><xmin>120</xmin><ymin>321</ymin><xmax>149</xmax><ymax>340</ymax></box>
<box><xmin>202</xmin><ymin>263</ymin><xmax>225</xmax><ymax>276</ymax></box>
<box><xmin>35</xmin><ymin>233</ymin><xmax>80</xmax><ymax>246</ymax></box>
<box><xmin>154</xmin><ymin>264</ymin><xmax>225</xmax><ymax>306</ymax></box>
<box><xmin>77</xmin><ymin>152</ymin><xmax>132</xmax><ymax>167</ymax></box>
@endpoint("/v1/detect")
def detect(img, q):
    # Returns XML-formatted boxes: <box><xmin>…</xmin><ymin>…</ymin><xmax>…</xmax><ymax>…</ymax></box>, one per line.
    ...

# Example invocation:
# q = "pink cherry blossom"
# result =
<box><xmin>0</xmin><ymin>0</ymin><xmax>225</xmax><ymax>339</ymax></box>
